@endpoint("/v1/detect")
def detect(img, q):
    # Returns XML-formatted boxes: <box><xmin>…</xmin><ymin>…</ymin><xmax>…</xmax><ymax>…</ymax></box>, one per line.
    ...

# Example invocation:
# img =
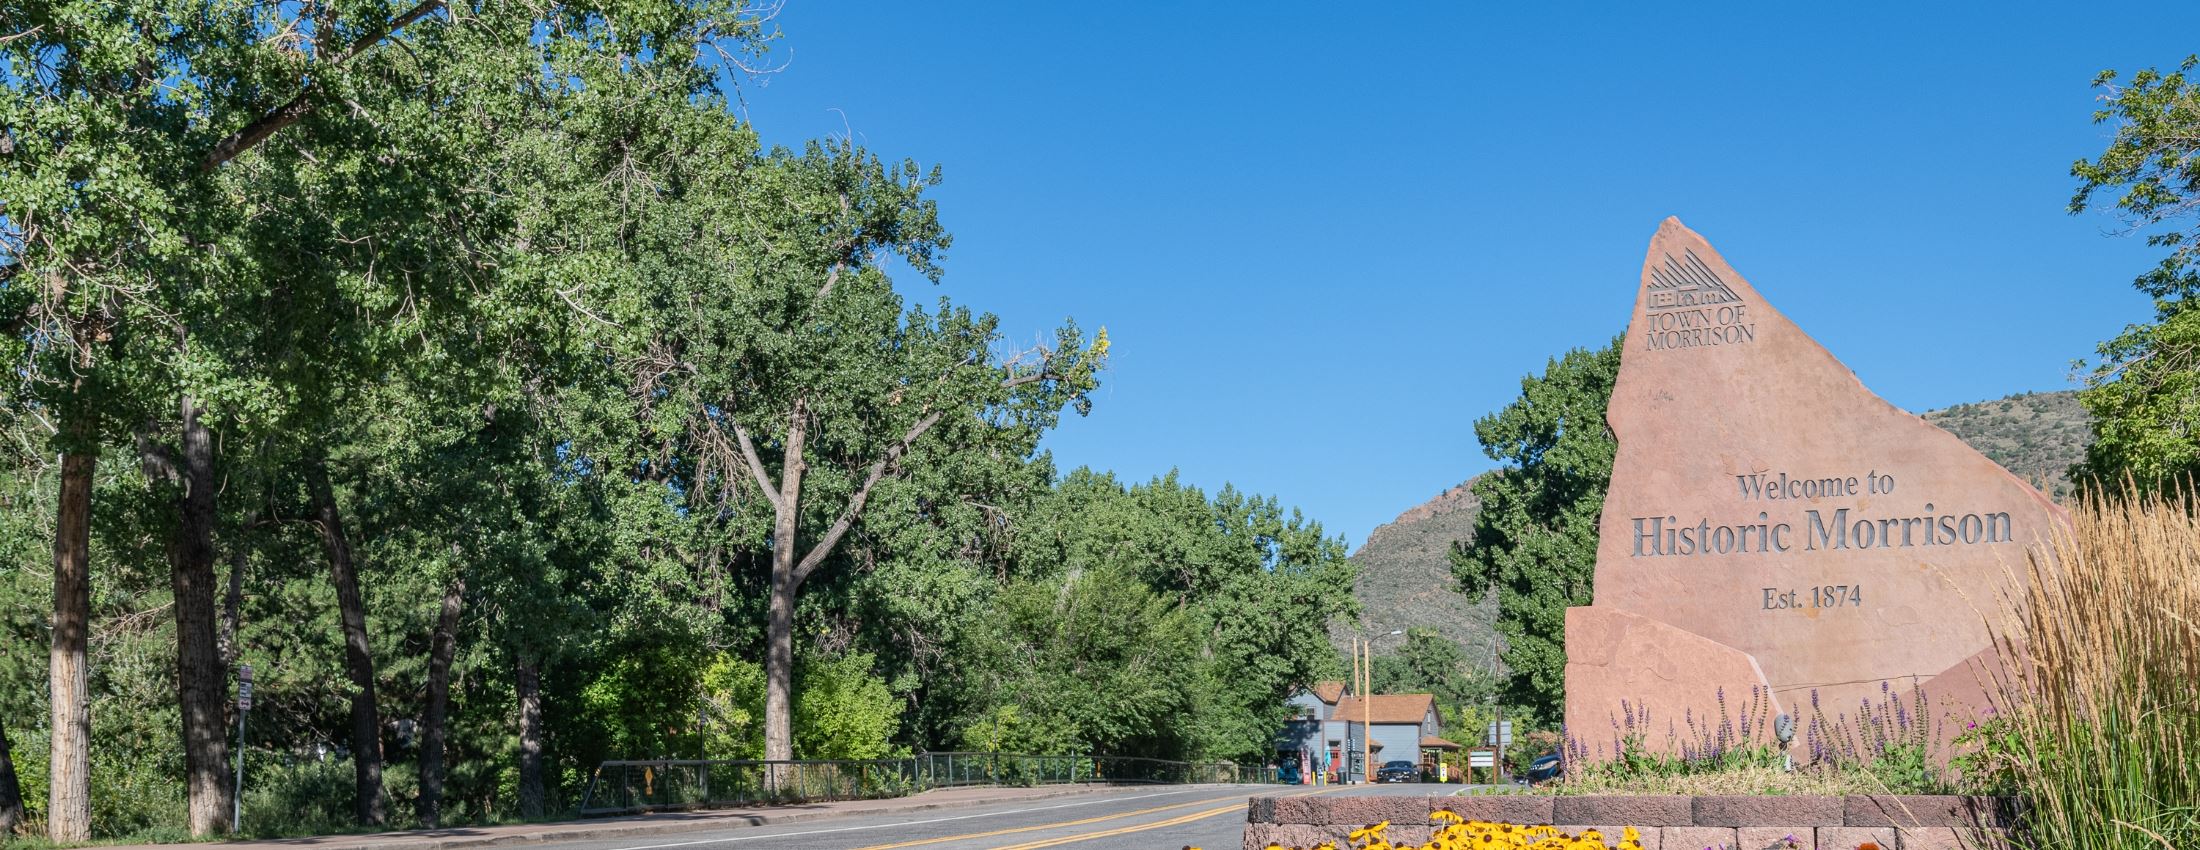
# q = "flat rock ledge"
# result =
<box><xmin>1244</xmin><ymin>795</ymin><xmax>2019</xmax><ymax>850</ymax></box>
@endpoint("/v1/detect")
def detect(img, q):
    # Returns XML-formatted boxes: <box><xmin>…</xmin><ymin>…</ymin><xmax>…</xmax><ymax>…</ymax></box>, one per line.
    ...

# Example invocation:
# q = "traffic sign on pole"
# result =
<box><xmin>233</xmin><ymin>664</ymin><xmax>252</xmax><ymax>834</ymax></box>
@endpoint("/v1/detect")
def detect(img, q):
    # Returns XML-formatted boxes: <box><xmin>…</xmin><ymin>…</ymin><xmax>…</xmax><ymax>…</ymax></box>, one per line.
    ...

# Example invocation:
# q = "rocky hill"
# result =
<box><xmin>1921</xmin><ymin>390</ymin><xmax>2091</xmax><ymax>501</ymax></box>
<box><xmin>1336</xmin><ymin>477</ymin><xmax>1496</xmax><ymax>658</ymax></box>
<box><xmin>1342</xmin><ymin>389</ymin><xmax>2091</xmax><ymax>657</ymax></box>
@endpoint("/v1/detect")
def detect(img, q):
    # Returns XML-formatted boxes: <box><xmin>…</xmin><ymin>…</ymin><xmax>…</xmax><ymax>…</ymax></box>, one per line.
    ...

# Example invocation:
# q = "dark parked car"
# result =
<box><xmin>1374</xmin><ymin>759</ymin><xmax>1420</xmax><ymax>783</ymax></box>
<box><xmin>1518</xmin><ymin>751</ymin><xmax>1562</xmax><ymax>785</ymax></box>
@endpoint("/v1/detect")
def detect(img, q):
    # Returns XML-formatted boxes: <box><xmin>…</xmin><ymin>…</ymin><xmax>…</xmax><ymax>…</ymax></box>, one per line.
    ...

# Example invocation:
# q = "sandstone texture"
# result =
<box><xmin>1566</xmin><ymin>218</ymin><xmax>2063</xmax><ymax>749</ymax></box>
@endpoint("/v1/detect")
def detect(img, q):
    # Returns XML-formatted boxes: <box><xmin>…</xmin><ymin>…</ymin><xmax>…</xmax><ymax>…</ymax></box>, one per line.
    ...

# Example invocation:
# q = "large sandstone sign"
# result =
<box><xmin>1564</xmin><ymin>218</ymin><xmax>2060</xmax><ymax>752</ymax></box>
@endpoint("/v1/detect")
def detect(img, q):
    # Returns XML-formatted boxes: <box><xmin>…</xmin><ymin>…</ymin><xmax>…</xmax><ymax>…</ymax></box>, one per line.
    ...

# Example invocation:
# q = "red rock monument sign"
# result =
<box><xmin>1563</xmin><ymin>218</ymin><xmax>2060</xmax><ymax>753</ymax></box>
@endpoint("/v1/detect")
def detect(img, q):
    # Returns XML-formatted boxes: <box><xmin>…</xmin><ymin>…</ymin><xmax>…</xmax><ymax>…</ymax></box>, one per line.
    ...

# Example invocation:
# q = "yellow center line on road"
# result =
<box><xmin>973</xmin><ymin>786</ymin><xmax>1345</xmax><ymax>850</ymax></box>
<box><xmin>843</xmin><ymin>795</ymin><xmax>1245</xmax><ymax>850</ymax></box>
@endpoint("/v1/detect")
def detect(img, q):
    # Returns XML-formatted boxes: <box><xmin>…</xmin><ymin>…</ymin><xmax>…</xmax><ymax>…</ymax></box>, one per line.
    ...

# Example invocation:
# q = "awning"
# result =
<box><xmin>1419</xmin><ymin>736</ymin><xmax>1462</xmax><ymax>750</ymax></box>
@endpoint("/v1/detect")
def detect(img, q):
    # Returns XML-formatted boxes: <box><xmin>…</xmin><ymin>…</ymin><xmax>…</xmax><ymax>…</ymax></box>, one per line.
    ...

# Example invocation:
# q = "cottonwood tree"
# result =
<box><xmin>598</xmin><ymin>138</ymin><xmax>1106</xmax><ymax>766</ymax></box>
<box><xmin>1450</xmin><ymin>337</ymin><xmax>1621</xmax><ymax>723</ymax></box>
<box><xmin>2</xmin><ymin>0</ymin><xmax>263</xmax><ymax>832</ymax></box>
<box><xmin>1000</xmin><ymin>468</ymin><xmax>1359</xmax><ymax>760</ymax></box>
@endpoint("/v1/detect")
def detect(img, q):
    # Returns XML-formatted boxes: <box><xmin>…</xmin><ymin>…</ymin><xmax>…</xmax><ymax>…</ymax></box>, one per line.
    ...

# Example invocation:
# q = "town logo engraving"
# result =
<box><xmin>1643</xmin><ymin>248</ymin><xmax>1755</xmax><ymax>351</ymax></box>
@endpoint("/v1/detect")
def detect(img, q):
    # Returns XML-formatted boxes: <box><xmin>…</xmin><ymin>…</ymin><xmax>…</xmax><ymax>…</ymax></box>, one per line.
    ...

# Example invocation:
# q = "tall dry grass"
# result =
<box><xmin>1990</xmin><ymin>484</ymin><xmax>2200</xmax><ymax>850</ymax></box>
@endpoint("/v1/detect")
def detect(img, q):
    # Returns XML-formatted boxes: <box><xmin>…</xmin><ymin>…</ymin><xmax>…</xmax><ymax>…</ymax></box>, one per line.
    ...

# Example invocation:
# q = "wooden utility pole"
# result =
<box><xmin>1346</xmin><ymin>638</ymin><xmax>1364</xmax><ymax>783</ymax></box>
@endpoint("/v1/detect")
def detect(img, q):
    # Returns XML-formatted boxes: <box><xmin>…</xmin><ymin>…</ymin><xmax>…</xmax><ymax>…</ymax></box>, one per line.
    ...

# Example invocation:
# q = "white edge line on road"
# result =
<box><xmin>597</xmin><ymin>788</ymin><xmax>1223</xmax><ymax>850</ymax></box>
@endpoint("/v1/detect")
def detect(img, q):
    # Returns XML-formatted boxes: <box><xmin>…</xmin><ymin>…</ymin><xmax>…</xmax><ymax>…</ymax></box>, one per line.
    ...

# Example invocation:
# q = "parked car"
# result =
<box><xmin>1518</xmin><ymin>751</ymin><xmax>1562</xmax><ymax>785</ymax></box>
<box><xmin>1374</xmin><ymin>759</ymin><xmax>1420</xmax><ymax>783</ymax></box>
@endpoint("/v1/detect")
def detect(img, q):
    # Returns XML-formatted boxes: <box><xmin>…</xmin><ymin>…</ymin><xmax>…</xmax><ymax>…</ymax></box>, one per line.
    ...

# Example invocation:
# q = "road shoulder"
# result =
<box><xmin>95</xmin><ymin>786</ymin><xmax>1204</xmax><ymax>850</ymax></box>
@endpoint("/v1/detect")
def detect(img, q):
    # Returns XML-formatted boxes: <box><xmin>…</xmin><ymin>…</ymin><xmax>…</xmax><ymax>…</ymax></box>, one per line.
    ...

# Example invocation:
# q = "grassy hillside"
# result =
<box><xmin>1921</xmin><ymin>389</ymin><xmax>2090</xmax><ymax>501</ymax></box>
<box><xmin>1342</xmin><ymin>389</ymin><xmax>2093</xmax><ymax>659</ymax></box>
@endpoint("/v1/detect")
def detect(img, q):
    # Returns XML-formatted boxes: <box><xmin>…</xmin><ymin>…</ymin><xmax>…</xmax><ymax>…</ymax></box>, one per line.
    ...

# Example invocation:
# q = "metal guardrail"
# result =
<box><xmin>578</xmin><ymin>752</ymin><xmax>1276</xmax><ymax>815</ymax></box>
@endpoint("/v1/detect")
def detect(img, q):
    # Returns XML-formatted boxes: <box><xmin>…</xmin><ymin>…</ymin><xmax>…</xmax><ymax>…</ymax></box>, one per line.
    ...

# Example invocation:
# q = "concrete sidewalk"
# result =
<box><xmin>101</xmin><ymin>785</ymin><xmax>1188</xmax><ymax>850</ymax></box>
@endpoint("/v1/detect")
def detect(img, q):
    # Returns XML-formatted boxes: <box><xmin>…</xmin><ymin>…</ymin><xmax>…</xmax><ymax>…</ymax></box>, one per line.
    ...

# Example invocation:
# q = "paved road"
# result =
<box><xmin>526</xmin><ymin>784</ymin><xmax>1441</xmax><ymax>850</ymax></box>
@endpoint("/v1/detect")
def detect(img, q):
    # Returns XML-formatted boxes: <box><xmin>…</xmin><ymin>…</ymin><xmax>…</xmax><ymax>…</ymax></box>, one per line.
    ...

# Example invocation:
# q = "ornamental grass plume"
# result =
<box><xmin>1982</xmin><ymin>481</ymin><xmax>2200</xmax><ymax>850</ymax></box>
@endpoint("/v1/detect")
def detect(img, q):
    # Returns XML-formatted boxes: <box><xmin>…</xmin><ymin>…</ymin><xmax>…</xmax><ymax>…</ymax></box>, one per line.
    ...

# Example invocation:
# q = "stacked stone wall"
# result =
<box><xmin>1243</xmin><ymin>794</ymin><xmax>2018</xmax><ymax>850</ymax></box>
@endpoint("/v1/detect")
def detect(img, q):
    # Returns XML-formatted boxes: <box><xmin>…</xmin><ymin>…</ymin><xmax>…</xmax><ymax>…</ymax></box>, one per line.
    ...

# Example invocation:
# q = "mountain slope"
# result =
<box><xmin>1337</xmin><ymin>477</ymin><xmax>1496</xmax><ymax>658</ymax></box>
<box><xmin>1920</xmin><ymin>390</ymin><xmax>2090</xmax><ymax>501</ymax></box>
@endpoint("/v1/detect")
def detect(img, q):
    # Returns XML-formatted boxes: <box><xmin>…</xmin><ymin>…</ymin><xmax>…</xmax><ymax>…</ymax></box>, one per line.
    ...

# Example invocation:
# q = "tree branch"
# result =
<box><xmin>814</xmin><ymin>261</ymin><xmax>844</xmax><ymax>301</ymax></box>
<box><xmin>134</xmin><ymin>431</ymin><xmax>179</xmax><ymax>485</ymax></box>
<box><xmin>728</xmin><ymin>417</ymin><xmax>782</xmax><ymax>512</ymax></box>
<box><xmin>791</xmin><ymin>408</ymin><xmax>942</xmax><ymax>586</ymax></box>
<box><xmin>785</xmin><ymin>360</ymin><xmax>1062</xmax><ymax>586</ymax></box>
<box><xmin>1001</xmin><ymin>369</ymin><xmax>1053</xmax><ymax>390</ymax></box>
<box><xmin>199</xmin><ymin>0</ymin><xmax>446</xmax><ymax>171</ymax></box>
<box><xmin>811</xmin><ymin>194</ymin><xmax>853</xmax><ymax>300</ymax></box>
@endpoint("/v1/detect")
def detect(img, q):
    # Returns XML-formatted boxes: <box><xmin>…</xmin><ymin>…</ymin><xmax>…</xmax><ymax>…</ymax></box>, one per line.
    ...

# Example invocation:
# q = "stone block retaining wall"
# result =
<box><xmin>1243</xmin><ymin>795</ymin><xmax>2018</xmax><ymax>850</ymax></box>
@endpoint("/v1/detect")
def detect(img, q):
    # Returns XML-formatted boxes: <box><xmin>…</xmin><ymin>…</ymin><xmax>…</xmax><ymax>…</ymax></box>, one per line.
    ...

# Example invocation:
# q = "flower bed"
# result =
<box><xmin>1241</xmin><ymin>794</ymin><xmax>2016</xmax><ymax>850</ymax></box>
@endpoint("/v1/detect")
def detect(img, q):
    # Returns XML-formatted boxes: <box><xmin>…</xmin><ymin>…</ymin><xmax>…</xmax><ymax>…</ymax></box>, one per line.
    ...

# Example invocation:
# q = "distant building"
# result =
<box><xmin>1276</xmin><ymin>686</ymin><xmax>1459</xmax><ymax>783</ymax></box>
<box><xmin>1275</xmin><ymin>681</ymin><xmax>1343</xmax><ymax>782</ymax></box>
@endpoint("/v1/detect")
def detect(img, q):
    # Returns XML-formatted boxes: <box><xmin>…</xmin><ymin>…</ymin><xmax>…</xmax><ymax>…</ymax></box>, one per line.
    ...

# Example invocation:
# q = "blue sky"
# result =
<box><xmin>734</xmin><ymin>3</ymin><xmax>2200</xmax><ymax>550</ymax></box>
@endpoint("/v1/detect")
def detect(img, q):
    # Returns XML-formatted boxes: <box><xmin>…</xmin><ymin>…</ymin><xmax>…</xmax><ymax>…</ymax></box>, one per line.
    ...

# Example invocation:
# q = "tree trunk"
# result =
<box><xmin>417</xmin><ymin>577</ymin><xmax>463</xmax><ymax>828</ymax></box>
<box><xmin>307</xmin><ymin>456</ymin><xmax>385</xmax><ymax>826</ymax></box>
<box><xmin>515</xmin><ymin>657</ymin><xmax>545</xmax><ymax>818</ymax></box>
<box><xmin>0</xmin><ymin>720</ymin><xmax>25</xmax><ymax>834</ymax></box>
<box><xmin>763</xmin><ymin>404</ymin><xmax>808</xmax><ymax>768</ymax></box>
<box><xmin>764</xmin><ymin>565</ymin><xmax>796</xmax><ymax>765</ymax></box>
<box><xmin>169</xmin><ymin>395</ymin><xmax>231</xmax><ymax>836</ymax></box>
<box><xmin>48</xmin><ymin>441</ymin><xmax>94</xmax><ymax>843</ymax></box>
<box><xmin>220</xmin><ymin>510</ymin><xmax>252</xmax><ymax>665</ymax></box>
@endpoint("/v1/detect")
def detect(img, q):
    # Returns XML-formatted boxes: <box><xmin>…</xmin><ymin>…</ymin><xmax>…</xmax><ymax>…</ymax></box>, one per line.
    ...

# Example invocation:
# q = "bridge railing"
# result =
<box><xmin>577</xmin><ymin>758</ymin><xmax>921</xmax><ymax>815</ymax></box>
<box><xmin>578</xmin><ymin>752</ymin><xmax>1275</xmax><ymax>815</ymax></box>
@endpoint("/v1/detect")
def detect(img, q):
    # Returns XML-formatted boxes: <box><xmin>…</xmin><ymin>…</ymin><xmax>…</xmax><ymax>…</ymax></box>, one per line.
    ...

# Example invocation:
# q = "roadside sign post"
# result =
<box><xmin>1467</xmin><ymin>747</ymin><xmax>1497</xmax><ymax>785</ymax></box>
<box><xmin>233</xmin><ymin>664</ymin><xmax>252</xmax><ymax>834</ymax></box>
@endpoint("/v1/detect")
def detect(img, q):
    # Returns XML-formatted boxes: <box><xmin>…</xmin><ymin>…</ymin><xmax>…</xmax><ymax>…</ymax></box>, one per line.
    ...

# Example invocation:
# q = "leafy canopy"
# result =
<box><xmin>2069</xmin><ymin>55</ymin><xmax>2200</xmax><ymax>492</ymax></box>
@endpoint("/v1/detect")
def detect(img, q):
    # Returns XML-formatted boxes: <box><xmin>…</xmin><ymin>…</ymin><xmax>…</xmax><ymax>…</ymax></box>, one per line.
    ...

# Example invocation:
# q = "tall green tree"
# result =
<box><xmin>996</xmin><ymin>469</ymin><xmax>1358</xmax><ymax>761</ymax></box>
<box><xmin>2069</xmin><ymin>55</ymin><xmax>2200</xmax><ymax>492</ymax></box>
<box><xmin>963</xmin><ymin>567</ymin><xmax>1201</xmax><ymax>757</ymax></box>
<box><xmin>1450</xmin><ymin>337</ymin><xmax>1621</xmax><ymax>723</ymax></box>
<box><xmin>576</xmin><ymin>134</ymin><xmax>1108</xmax><ymax>768</ymax></box>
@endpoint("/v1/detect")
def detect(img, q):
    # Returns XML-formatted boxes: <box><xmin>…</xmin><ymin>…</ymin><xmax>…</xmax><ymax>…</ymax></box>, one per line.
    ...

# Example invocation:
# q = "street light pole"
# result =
<box><xmin>232</xmin><ymin>663</ymin><xmax>252</xmax><ymax>834</ymax></box>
